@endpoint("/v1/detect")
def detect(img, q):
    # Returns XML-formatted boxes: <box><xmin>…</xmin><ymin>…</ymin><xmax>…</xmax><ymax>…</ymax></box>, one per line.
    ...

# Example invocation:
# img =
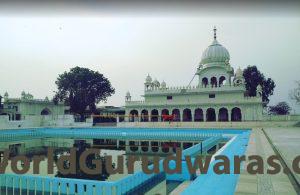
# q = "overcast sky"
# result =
<box><xmin>0</xmin><ymin>2</ymin><xmax>299</xmax><ymax>113</ymax></box>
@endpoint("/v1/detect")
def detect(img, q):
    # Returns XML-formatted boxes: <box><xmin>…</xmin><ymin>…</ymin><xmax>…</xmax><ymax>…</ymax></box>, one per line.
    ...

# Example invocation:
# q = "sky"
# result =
<box><xmin>0</xmin><ymin>1</ymin><xmax>300</xmax><ymax>113</ymax></box>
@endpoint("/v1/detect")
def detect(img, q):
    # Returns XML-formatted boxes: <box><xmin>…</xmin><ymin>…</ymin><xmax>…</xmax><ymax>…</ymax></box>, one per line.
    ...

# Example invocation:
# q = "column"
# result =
<box><xmin>191</xmin><ymin>109</ymin><xmax>194</xmax><ymax>122</ymax></box>
<box><xmin>124</xmin><ymin>111</ymin><xmax>129</xmax><ymax>122</ymax></box>
<box><xmin>180</xmin><ymin>109</ymin><xmax>183</xmax><ymax>122</ymax></box>
<box><xmin>158</xmin><ymin>142</ymin><xmax>163</xmax><ymax>153</ymax></box>
<box><xmin>137</xmin><ymin>141</ymin><xmax>141</xmax><ymax>153</ymax></box>
<box><xmin>116</xmin><ymin>140</ymin><xmax>120</xmax><ymax>149</ymax></box>
<box><xmin>158</xmin><ymin>109</ymin><xmax>161</xmax><ymax>122</ymax></box>
<box><xmin>203</xmin><ymin>109</ymin><xmax>207</xmax><ymax>121</ymax></box>
<box><xmin>125</xmin><ymin>140</ymin><xmax>130</xmax><ymax>153</ymax></box>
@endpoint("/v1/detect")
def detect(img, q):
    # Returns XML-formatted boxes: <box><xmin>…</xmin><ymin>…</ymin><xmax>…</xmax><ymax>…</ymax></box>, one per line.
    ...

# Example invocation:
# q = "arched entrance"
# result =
<box><xmin>172</xmin><ymin>109</ymin><xmax>181</xmax><ymax>121</ymax></box>
<box><xmin>141</xmin><ymin>109</ymin><xmax>149</xmax><ymax>122</ymax></box>
<box><xmin>161</xmin><ymin>109</ymin><xmax>169</xmax><ymax>121</ymax></box>
<box><xmin>151</xmin><ymin>109</ymin><xmax>159</xmax><ymax>122</ymax></box>
<box><xmin>219</xmin><ymin>76</ymin><xmax>226</xmax><ymax>87</ymax></box>
<box><xmin>129</xmin><ymin>110</ymin><xmax>138</xmax><ymax>122</ymax></box>
<box><xmin>206</xmin><ymin>108</ymin><xmax>216</xmax><ymax>121</ymax></box>
<box><xmin>211</xmin><ymin>77</ymin><xmax>217</xmax><ymax>88</ymax></box>
<box><xmin>183</xmin><ymin>108</ymin><xmax>192</xmax><ymax>122</ymax></box>
<box><xmin>41</xmin><ymin>108</ymin><xmax>51</xmax><ymax>115</ymax></box>
<box><xmin>218</xmin><ymin>107</ymin><xmax>229</xmax><ymax>121</ymax></box>
<box><xmin>231</xmin><ymin>107</ymin><xmax>242</xmax><ymax>121</ymax></box>
<box><xmin>194</xmin><ymin>108</ymin><xmax>204</xmax><ymax>121</ymax></box>
<box><xmin>202</xmin><ymin>77</ymin><xmax>208</xmax><ymax>88</ymax></box>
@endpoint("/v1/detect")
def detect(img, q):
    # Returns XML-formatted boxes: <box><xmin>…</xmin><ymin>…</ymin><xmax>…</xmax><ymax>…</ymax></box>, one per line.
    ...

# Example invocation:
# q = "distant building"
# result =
<box><xmin>93</xmin><ymin>106</ymin><xmax>125</xmax><ymax>123</ymax></box>
<box><xmin>0</xmin><ymin>91</ymin><xmax>65</xmax><ymax>120</ymax></box>
<box><xmin>125</xmin><ymin>28</ymin><xmax>263</xmax><ymax>122</ymax></box>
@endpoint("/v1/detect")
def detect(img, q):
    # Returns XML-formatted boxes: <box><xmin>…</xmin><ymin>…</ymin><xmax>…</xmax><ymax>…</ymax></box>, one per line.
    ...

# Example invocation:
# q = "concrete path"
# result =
<box><xmin>235</xmin><ymin>128</ymin><xmax>297</xmax><ymax>195</ymax></box>
<box><xmin>264</xmin><ymin>127</ymin><xmax>300</xmax><ymax>187</ymax></box>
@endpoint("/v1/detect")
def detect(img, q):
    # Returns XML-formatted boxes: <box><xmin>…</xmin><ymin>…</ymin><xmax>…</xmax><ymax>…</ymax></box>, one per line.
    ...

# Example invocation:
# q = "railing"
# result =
<box><xmin>144</xmin><ymin>84</ymin><xmax>244</xmax><ymax>94</ymax></box>
<box><xmin>182</xmin><ymin>131</ymin><xmax>250</xmax><ymax>195</ymax></box>
<box><xmin>0</xmin><ymin>128</ymin><xmax>249</xmax><ymax>195</ymax></box>
<box><xmin>0</xmin><ymin>174</ymin><xmax>115</xmax><ymax>195</ymax></box>
<box><xmin>182</xmin><ymin>136</ymin><xmax>222</xmax><ymax>159</ymax></box>
<box><xmin>0</xmin><ymin>128</ymin><xmax>245</xmax><ymax>142</ymax></box>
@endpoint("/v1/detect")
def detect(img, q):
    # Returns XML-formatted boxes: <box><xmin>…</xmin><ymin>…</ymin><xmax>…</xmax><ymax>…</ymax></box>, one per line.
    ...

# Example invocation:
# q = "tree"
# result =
<box><xmin>268</xmin><ymin>102</ymin><xmax>291</xmax><ymax>115</ymax></box>
<box><xmin>54</xmin><ymin>67</ymin><xmax>115</xmax><ymax>120</ymax></box>
<box><xmin>290</xmin><ymin>81</ymin><xmax>300</xmax><ymax>104</ymax></box>
<box><xmin>243</xmin><ymin>66</ymin><xmax>275</xmax><ymax>106</ymax></box>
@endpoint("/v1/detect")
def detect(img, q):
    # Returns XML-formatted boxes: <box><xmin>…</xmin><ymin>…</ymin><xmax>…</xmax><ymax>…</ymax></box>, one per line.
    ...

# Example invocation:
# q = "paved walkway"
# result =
<box><xmin>264</xmin><ymin>127</ymin><xmax>300</xmax><ymax>187</ymax></box>
<box><xmin>235</xmin><ymin>128</ymin><xmax>297</xmax><ymax>195</ymax></box>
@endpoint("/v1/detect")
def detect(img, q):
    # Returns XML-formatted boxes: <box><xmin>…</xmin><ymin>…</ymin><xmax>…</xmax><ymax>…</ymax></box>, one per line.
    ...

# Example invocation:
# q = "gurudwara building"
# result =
<box><xmin>0</xmin><ymin>91</ymin><xmax>65</xmax><ymax>120</ymax></box>
<box><xmin>124</xmin><ymin>28</ymin><xmax>263</xmax><ymax>122</ymax></box>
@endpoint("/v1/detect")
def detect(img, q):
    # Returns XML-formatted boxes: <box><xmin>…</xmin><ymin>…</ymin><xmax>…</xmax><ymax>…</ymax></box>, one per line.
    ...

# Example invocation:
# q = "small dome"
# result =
<box><xmin>153</xmin><ymin>79</ymin><xmax>160</xmax><ymax>87</ymax></box>
<box><xmin>200</xmin><ymin>27</ymin><xmax>230</xmax><ymax>65</ymax></box>
<box><xmin>161</xmin><ymin>80</ymin><xmax>166</xmax><ymax>88</ymax></box>
<box><xmin>126</xmin><ymin>91</ymin><xmax>131</xmax><ymax>97</ymax></box>
<box><xmin>145</xmin><ymin>74</ymin><xmax>152</xmax><ymax>83</ymax></box>
<box><xmin>235</xmin><ymin>67</ymin><xmax>243</xmax><ymax>77</ymax></box>
<box><xmin>256</xmin><ymin>84</ymin><xmax>262</xmax><ymax>91</ymax></box>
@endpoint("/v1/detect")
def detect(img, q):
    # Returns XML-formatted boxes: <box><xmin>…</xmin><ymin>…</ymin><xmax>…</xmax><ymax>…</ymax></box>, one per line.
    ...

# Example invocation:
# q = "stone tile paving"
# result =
<box><xmin>235</xmin><ymin>128</ymin><xmax>297</xmax><ymax>195</ymax></box>
<box><xmin>264</xmin><ymin>127</ymin><xmax>300</xmax><ymax>187</ymax></box>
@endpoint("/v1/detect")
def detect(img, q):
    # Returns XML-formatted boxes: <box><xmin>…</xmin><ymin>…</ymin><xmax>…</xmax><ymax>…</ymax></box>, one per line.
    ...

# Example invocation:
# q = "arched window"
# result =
<box><xmin>231</xmin><ymin>107</ymin><xmax>242</xmax><ymax>121</ymax></box>
<box><xmin>183</xmin><ymin>108</ymin><xmax>192</xmax><ymax>122</ymax></box>
<box><xmin>206</xmin><ymin>108</ymin><xmax>216</xmax><ymax>121</ymax></box>
<box><xmin>211</xmin><ymin>77</ymin><xmax>218</xmax><ymax>88</ymax></box>
<box><xmin>172</xmin><ymin>109</ymin><xmax>180</xmax><ymax>121</ymax></box>
<box><xmin>218</xmin><ymin>107</ymin><xmax>229</xmax><ymax>121</ymax></box>
<box><xmin>141</xmin><ymin>109</ymin><xmax>149</xmax><ymax>122</ymax></box>
<box><xmin>194</xmin><ymin>108</ymin><xmax>204</xmax><ymax>122</ymax></box>
<box><xmin>202</xmin><ymin>77</ymin><xmax>208</xmax><ymax>88</ymax></box>
<box><xmin>151</xmin><ymin>109</ymin><xmax>159</xmax><ymax>122</ymax></box>
<box><xmin>161</xmin><ymin>109</ymin><xmax>169</xmax><ymax>121</ymax></box>
<box><xmin>129</xmin><ymin>110</ymin><xmax>138</xmax><ymax>122</ymax></box>
<box><xmin>219</xmin><ymin>76</ymin><xmax>226</xmax><ymax>87</ymax></box>
<box><xmin>41</xmin><ymin>108</ymin><xmax>51</xmax><ymax>115</ymax></box>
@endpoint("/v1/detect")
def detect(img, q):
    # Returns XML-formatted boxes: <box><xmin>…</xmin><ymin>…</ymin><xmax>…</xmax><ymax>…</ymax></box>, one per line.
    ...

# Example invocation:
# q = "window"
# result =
<box><xmin>209</xmin><ymin>94</ymin><xmax>215</xmax><ymax>98</ymax></box>
<box><xmin>167</xmin><ymin>96</ymin><xmax>173</xmax><ymax>100</ymax></box>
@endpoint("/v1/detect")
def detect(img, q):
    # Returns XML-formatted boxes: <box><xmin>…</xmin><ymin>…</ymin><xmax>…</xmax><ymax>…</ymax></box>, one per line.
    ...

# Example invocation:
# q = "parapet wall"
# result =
<box><xmin>0</xmin><ymin>115</ymin><xmax>93</xmax><ymax>130</ymax></box>
<box><xmin>117</xmin><ymin>120</ymin><xmax>299</xmax><ymax>129</ymax></box>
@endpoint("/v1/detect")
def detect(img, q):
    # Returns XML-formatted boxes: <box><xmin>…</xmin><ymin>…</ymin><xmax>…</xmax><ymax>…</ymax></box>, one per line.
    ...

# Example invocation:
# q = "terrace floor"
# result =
<box><xmin>235</xmin><ymin>127</ymin><xmax>299</xmax><ymax>195</ymax></box>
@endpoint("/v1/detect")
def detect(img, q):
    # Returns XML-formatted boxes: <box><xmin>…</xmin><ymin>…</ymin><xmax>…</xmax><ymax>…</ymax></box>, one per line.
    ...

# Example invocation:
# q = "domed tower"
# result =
<box><xmin>144</xmin><ymin>74</ymin><xmax>152</xmax><ymax>90</ymax></box>
<box><xmin>3</xmin><ymin>92</ymin><xmax>8</xmax><ymax>101</ymax></box>
<box><xmin>125</xmin><ymin>91</ymin><xmax>131</xmax><ymax>102</ymax></box>
<box><xmin>233</xmin><ymin>67</ymin><xmax>245</xmax><ymax>86</ymax></box>
<box><xmin>152</xmin><ymin>79</ymin><xmax>160</xmax><ymax>89</ymax></box>
<box><xmin>256</xmin><ymin>84</ymin><xmax>262</xmax><ymax>97</ymax></box>
<box><xmin>197</xmin><ymin>27</ymin><xmax>234</xmax><ymax>87</ymax></box>
<box><xmin>161</xmin><ymin>80</ymin><xmax>166</xmax><ymax>89</ymax></box>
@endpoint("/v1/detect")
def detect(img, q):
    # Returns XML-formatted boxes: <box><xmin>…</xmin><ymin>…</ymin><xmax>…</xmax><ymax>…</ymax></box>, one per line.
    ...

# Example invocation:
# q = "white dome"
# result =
<box><xmin>153</xmin><ymin>79</ymin><xmax>160</xmax><ymax>87</ymax></box>
<box><xmin>161</xmin><ymin>81</ymin><xmax>166</xmax><ymax>88</ymax></box>
<box><xmin>200</xmin><ymin>39</ymin><xmax>230</xmax><ymax>64</ymax></box>
<box><xmin>145</xmin><ymin>74</ymin><xmax>152</xmax><ymax>83</ymax></box>
<box><xmin>235</xmin><ymin>67</ymin><xmax>243</xmax><ymax>77</ymax></box>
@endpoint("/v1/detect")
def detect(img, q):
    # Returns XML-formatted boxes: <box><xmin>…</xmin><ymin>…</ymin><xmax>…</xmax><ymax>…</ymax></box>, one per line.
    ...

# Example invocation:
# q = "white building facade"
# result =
<box><xmin>125</xmin><ymin>28</ymin><xmax>263</xmax><ymax>122</ymax></box>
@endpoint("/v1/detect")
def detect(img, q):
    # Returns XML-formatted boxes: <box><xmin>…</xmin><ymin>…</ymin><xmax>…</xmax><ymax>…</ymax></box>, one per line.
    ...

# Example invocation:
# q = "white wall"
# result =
<box><xmin>0</xmin><ymin>115</ymin><xmax>93</xmax><ymax>130</ymax></box>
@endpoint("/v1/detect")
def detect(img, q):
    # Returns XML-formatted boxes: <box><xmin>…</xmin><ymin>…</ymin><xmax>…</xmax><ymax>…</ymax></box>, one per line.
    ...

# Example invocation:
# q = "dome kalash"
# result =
<box><xmin>199</xmin><ymin>27</ymin><xmax>230</xmax><ymax>66</ymax></box>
